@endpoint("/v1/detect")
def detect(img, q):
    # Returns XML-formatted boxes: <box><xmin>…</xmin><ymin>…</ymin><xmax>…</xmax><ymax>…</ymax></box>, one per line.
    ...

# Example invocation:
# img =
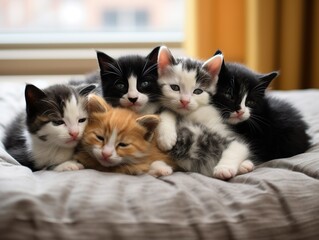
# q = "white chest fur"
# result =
<box><xmin>186</xmin><ymin>105</ymin><xmax>232</xmax><ymax>138</ymax></box>
<box><xmin>27</xmin><ymin>134</ymin><xmax>74</xmax><ymax>169</ymax></box>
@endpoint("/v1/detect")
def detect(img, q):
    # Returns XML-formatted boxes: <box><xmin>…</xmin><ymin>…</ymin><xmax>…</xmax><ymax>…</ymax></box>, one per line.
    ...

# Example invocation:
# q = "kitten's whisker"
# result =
<box><xmin>106</xmin><ymin>63</ymin><xmax>122</xmax><ymax>76</ymax></box>
<box><xmin>246</xmin><ymin>119</ymin><xmax>260</xmax><ymax>134</ymax></box>
<box><xmin>252</xmin><ymin>83</ymin><xmax>268</xmax><ymax>95</ymax></box>
<box><xmin>41</xmin><ymin>99</ymin><xmax>60</xmax><ymax>112</ymax></box>
<box><xmin>249</xmin><ymin>115</ymin><xmax>270</xmax><ymax>132</ymax></box>
<box><xmin>114</xmin><ymin>61</ymin><xmax>123</xmax><ymax>75</ymax></box>
<box><xmin>142</xmin><ymin>62</ymin><xmax>158</xmax><ymax>77</ymax></box>
<box><xmin>102</xmin><ymin>70</ymin><xmax>122</xmax><ymax>78</ymax></box>
<box><xmin>250</xmin><ymin>114</ymin><xmax>270</xmax><ymax>126</ymax></box>
<box><xmin>142</xmin><ymin>59</ymin><xmax>150</xmax><ymax>75</ymax></box>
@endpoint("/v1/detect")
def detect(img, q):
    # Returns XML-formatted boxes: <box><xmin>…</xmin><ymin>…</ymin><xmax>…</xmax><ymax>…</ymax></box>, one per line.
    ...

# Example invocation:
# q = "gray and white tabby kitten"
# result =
<box><xmin>3</xmin><ymin>83</ymin><xmax>96</xmax><ymax>171</ymax></box>
<box><xmin>156</xmin><ymin>46</ymin><xmax>254</xmax><ymax>180</ymax></box>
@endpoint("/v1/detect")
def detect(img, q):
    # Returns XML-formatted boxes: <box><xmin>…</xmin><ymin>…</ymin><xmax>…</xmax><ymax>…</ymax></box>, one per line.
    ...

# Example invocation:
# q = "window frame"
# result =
<box><xmin>0</xmin><ymin>32</ymin><xmax>183</xmax><ymax>75</ymax></box>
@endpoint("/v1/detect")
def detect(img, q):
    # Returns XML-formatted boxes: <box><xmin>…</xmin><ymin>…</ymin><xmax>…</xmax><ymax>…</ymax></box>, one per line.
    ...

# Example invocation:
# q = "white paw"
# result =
<box><xmin>213</xmin><ymin>165</ymin><xmax>237</xmax><ymax>180</ymax></box>
<box><xmin>157</xmin><ymin>131</ymin><xmax>177</xmax><ymax>151</ymax></box>
<box><xmin>148</xmin><ymin>160</ymin><xmax>173</xmax><ymax>177</ymax></box>
<box><xmin>238</xmin><ymin>160</ymin><xmax>254</xmax><ymax>175</ymax></box>
<box><xmin>53</xmin><ymin>160</ymin><xmax>84</xmax><ymax>172</ymax></box>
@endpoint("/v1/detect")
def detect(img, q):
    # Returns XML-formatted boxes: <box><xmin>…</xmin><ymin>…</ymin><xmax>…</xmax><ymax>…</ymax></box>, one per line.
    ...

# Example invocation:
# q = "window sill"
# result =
<box><xmin>0</xmin><ymin>32</ymin><xmax>184</xmax><ymax>75</ymax></box>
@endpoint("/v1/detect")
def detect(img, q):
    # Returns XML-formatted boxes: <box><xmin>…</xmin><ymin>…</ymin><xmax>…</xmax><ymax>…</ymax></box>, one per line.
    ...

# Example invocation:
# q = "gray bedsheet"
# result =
<box><xmin>1</xmin><ymin>80</ymin><xmax>319</xmax><ymax>240</ymax></box>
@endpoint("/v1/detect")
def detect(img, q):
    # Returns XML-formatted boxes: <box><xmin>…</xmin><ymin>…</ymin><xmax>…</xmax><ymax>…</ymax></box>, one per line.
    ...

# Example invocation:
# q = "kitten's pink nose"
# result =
<box><xmin>69</xmin><ymin>131</ymin><xmax>79</xmax><ymax>140</ymax></box>
<box><xmin>102</xmin><ymin>151</ymin><xmax>112</xmax><ymax>160</ymax></box>
<box><xmin>236</xmin><ymin>110</ymin><xmax>245</xmax><ymax>117</ymax></box>
<box><xmin>180</xmin><ymin>99</ymin><xmax>190</xmax><ymax>108</ymax></box>
<box><xmin>102</xmin><ymin>146</ymin><xmax>113</xmax><ymax>160</ymax></box>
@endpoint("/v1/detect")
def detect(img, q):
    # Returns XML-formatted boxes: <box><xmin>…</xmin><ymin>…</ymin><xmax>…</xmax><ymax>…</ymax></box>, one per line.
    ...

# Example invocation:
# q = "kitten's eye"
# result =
<box><xmin>246</xmin><ymin>100</ymin><xmax>256</xmax><ymax>106</ymax></box>
<box><xmin>115</xmin><ymin>83</ymin><xmax>126</xmax><ymax>91</ymax></box>
<box><xmin>118</xmin><ymin>142</ymin><xmax>129</xmax><ymax>147</ymax></box>
<box><xmin>224</xmin><ymin>89</ymin><xmax>233</xmax><ymax>99</ymax></box>
<box><xmin>78</xmin><ymin>118</ymin><xmax>87</xmax><ymax>123</ymax></box>
<box><xmin>225</xmin><ymin>93</ymin><xmax>232</xmax><ymax>99</ymax></box>
<box><xmin>52</xmin><ymin>120</ymin><xmax>65</xmax><ymax>126</ymax></box>
<box><xmin>170</xmin><ymin>84</ymin><xmax>180</xmax><ymax>91</ymax></box>
<box><xmin>141</xmin><ymin>81</ymin><xmax>151</xmax><ymax>88</ymax></box>
<box><xmin>193</xmin><ymin>89</ymin><xmax>203</xmax><ymax>95</ymax></box>
<box><xmin>96</xmin><ymin>135</ymin><xmax>104</xmax><ymax>142</ymax></box>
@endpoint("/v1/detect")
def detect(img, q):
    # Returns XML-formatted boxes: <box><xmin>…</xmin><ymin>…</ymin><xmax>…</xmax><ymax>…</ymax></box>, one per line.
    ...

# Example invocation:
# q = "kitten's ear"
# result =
<box><xmin>213</xmin><ymin>49</ymin><xmax>223</xmax><ymax>56</ymax></box>
<box><xmin>25</xmin><ymin>84</ymin><xmax>47</xmax><ymax>116</ymax></box>
<box><xmin>259</xmin><ymin>71</ymin><xmax>279</xmax><ymax>89</ymax></box>
<box><xmin>146</xmin><ymin>46</ymin><xmax>161</xmax><ymax>63</ymax></box>
<box><xmin>25</xmin><ymin>84</ymin><xmax>47</xmax><ymax>107</ymax></box>
<box><xmin>79</xmin><ymin>84</ymin><xmax>97</xmax><ymax>96</ymax></box>
<box><xmin>202</xmin><ymin>54</ymin><xmax>224</xmax><ymax>79</ymax></box>
<box><xmin>96</xmin><ymin>50</ymin><xmax>116</xmax><ymax>71</ymax></box>
<box><xmin>157</xmin><ymin>46</ymin><xmax>176</xmax><ymax>74</ymax></box>
<box><xmin>136</xmin><ymin>115</ymin><xmax>160</xmax><ymax>141</ymax></box>
<box><xmin>88</xmin><ymin>94</ymin><xmax>112</xmax><ymax>114</ymax></box>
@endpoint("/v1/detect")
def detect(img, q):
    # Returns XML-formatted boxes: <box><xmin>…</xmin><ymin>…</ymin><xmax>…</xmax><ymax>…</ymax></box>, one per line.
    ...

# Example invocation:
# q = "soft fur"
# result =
<box><xmin>97</xmin><ymin>47</ymin><xmax>161</xmax><ymax>114</ymax></box>
<box><xmin>212</xmin><ymin>52</ymin><xmax>311</xmax><ymax>161</ymax></box>
<box><xmin>156</xmin><ymin>46</ymin><xmax>254</xmax><ymax>179</ymax></box>
<box><xmin>170</xmin><ymin>120</ymin><xmax>253</xmax><ymax>177</ymax></box>
<box><xmin>74</xmin><ymin>94</ymin><xmax>176</xmax><ymax>177</ymax></box>
<box><xmin>3</xmin><ymin>83</ymin><xmax>96</xmax><ymax>171</ymax></box>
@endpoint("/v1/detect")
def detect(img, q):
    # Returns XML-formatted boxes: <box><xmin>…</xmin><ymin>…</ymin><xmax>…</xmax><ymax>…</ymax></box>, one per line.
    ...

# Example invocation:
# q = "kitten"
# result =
<box><xmin>170</xmin><ymin>120</ymin><xmax>253</xmax><ymax>178</ymax></box>
<box><xmin>97</xmin><ymin>46</ymin><xmax>161</xmax><ymax>114</ymax></box>
<box><xmin>212</xmin><ymin>53</ymin><xmax>311</xmax><ymax>161</ymax></box>
<box><xmin>156</xmin><ymin>46</ymin><xmax>254</xmax><ymax>179</ymax></box>
<box><xmin>3</xmin><ymin>83</ymin><xmax>96</xmax><ymax>171</ymax></box>
<box><xmin>74</xmin><ymin>94</ymin><xmax>176</xmax><ymax>177</ymax></box>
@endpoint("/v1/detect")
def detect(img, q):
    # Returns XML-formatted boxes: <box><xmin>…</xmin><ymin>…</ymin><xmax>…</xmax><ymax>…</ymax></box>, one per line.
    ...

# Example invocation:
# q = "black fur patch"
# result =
<box><xmin>97</xmin><ymin>48</ymin><xmax>162</xmax><ymax>107</ymax></box>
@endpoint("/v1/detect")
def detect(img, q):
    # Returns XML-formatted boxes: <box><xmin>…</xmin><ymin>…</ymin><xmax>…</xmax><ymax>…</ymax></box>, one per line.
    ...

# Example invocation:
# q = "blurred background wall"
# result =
<box><xmin>0</xmin><ymin>0</ymin><xmax>318</xmax><ymax>89</ymax></box>
<box><xmin>0</xmin><ymin>0</ymin><xmax>184</xmax><ymax>76</ymax></box>
<box><xmin>185</xmin><ymin>0</ymin><xmax>319</xmax><ymax>89</ymax></box>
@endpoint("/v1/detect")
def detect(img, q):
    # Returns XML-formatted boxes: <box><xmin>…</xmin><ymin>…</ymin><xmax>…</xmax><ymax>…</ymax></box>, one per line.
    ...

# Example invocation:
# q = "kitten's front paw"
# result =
<box><xmin>213</xmin><ymin>165</ymin><xmax>237</xmax><ymax>180</ymax></box>
<box><xmin>157</xmin><ymin>132</ymin><xmax>177</xmax><ymax>151</ymax></box>
<box><xmin>148</xmin><ymin>160</ymin><xmax>173</xmax><ymax>177</ymax></box>
<box><xmin>53</xmin><ymin>160</ymin><xmax>84</xmax><ymax>172</ymax></box>
<box><xmin>238</xmin><ymin>160</ymin><xmax>254</xmax><ymax>175</ymax></box>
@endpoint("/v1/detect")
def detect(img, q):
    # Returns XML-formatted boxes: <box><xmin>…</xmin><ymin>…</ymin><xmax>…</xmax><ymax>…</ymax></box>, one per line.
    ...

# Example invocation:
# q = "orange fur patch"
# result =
<box><xmin>75</xmin><ymin>95</ymin><xmax>176</xmax><ymax>175</ymax></box>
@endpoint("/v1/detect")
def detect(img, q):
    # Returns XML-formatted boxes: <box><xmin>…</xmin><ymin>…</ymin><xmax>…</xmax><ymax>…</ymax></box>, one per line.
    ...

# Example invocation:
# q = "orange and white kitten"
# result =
<box><xmin>74</xmin><ymin>94</ymin><xmax>176</xmax><ymax>177</ymax></box>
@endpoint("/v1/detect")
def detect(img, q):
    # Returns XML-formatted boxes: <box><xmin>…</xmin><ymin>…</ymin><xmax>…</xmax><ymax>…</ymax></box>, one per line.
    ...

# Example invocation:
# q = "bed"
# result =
<box><xmin>1</xmin><ymin>78</ymin><xmax>319</xmax><ymax>240</ymax></box>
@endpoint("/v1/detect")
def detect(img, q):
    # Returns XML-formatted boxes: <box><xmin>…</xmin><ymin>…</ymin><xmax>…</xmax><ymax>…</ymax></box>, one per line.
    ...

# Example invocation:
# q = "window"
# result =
<box><xmin>0</xmin><ymin>0</ymin><xmax>185</xmax><ymax>75</ymax></box>
<box><xmin>103</xmin><ymin>9</ymin><xmax>149</xmax><ymax>31</ymax></box>
<box><xmin>103</xmin><ymin>10</ymin><xmax>119</xmax><ymax>29</ymax></box>
<box><xmin>135</xmin><ymin>10</ymin><xmax>148</xmax><ymax>28</ymax></box>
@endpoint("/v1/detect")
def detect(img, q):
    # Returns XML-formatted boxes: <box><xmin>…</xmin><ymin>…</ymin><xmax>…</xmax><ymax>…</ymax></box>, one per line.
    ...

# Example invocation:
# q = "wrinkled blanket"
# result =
<box><xmin>1</xmin><ymin>79</ymin><xmax>319</xmax><ymax>240</ymax></box>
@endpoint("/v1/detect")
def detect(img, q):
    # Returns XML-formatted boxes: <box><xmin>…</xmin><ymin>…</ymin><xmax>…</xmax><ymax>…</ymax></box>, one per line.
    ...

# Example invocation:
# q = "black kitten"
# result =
<box><xmin>212</xmin><ymin>52</ymin><xmax>311</xmax><ymax>161</ymax></box>
<box><xmin>97</xmin><ymin>46</ymin><xmax>161</xmax><ymax>114</ymax></box>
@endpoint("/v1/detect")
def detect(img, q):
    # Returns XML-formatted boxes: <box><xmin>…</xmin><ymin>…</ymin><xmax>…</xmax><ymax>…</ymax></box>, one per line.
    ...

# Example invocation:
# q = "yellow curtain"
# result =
<box><xmin>184</xmin><ymin>0</ymin><xmax>319</xmax><ymax>90</ymax></box>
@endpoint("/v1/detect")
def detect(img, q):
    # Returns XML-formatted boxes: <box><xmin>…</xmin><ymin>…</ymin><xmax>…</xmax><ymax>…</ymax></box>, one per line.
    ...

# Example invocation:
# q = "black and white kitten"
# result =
<box><xmin>3</xmin><ymin>83</ymin><xmax>96</xmax><ymax>171</ymax></box>
<box><xmin>97</xmin><ymin>46</ymin><xmax>161</xmax><ymax>114</ymax></box>
<box><xmin>156</xmin><ymin>46</ymin><xmax>254</xmax><ymax>179</ymax></box>
<box><xmin>212</xmin><ymin>53</ymin><xmax>311</xmax><ymax>161</ymax></box>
